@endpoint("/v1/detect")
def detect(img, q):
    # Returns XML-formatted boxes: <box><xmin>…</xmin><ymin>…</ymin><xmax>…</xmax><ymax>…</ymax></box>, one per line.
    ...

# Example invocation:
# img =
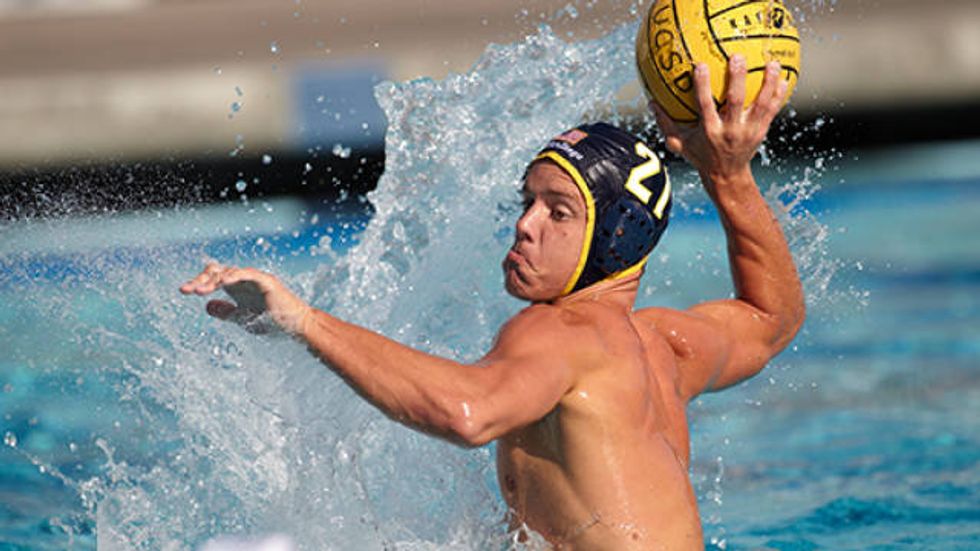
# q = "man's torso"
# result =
<box><xmin>496</xmin><ymin>302</ymin><xmax>704</xmax><ymax>550</ymax></box>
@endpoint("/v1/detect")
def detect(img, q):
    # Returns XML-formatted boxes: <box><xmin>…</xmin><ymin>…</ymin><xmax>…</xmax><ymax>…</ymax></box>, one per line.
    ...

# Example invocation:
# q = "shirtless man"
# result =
<box><xmin>180</xmin><ymin>56</ymin><xmax>804</xmax><ymax>550</ymax></box>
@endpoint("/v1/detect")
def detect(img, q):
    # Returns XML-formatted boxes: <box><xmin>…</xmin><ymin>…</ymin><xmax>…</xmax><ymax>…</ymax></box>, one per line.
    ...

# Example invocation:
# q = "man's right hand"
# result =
<box><xmin>650</xmin><ymin>55</ymin><xmax>787</xmax><ymax>185</ymax></box>
<box><xmin>179</xmin><ymin>263</ymin><xmax>312</xmax><ymax>335</ymax></box>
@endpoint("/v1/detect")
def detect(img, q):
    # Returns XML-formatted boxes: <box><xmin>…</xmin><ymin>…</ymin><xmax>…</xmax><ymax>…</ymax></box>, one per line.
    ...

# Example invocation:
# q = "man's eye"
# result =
<box><xmin>551</xmin><ymin>209</ymin><xmax>570</xmax><ymax>221</ymax></box>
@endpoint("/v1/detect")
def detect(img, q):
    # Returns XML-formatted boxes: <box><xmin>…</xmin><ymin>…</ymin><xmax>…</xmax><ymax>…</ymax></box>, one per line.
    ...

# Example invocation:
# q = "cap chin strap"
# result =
<box><xmin>534</xmin><ymin>151</ymin><xmax>595</xmax><ymax>296</ymax></box>
<box><xmin>610</xmin><ymin>255</ymin><xmax>649</xmax><ymax>282</ymax></box>
<box><xmin>564</xmin><ymin>255</ymin><xmax>650</xmax><ymax>297</ymax></box>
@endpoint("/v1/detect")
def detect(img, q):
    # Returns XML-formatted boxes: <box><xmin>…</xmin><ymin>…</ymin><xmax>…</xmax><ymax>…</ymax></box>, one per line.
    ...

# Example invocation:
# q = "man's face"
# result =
<box><xmin>503</xmin><ymin>160</ymin><xmax>587</xmax><ymax>302</ymax></box>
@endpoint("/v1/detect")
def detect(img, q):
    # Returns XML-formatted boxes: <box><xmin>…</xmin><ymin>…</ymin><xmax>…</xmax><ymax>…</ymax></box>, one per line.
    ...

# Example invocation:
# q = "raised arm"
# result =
<box><xmin>641</xmin><ymin>56</ymin><xmax>805</xmax><ymax>400</ymax></box>
<box><xmin>180</xmin><ymin>266</ymin><xmax>577</xmax><ymax>446</ymax></box>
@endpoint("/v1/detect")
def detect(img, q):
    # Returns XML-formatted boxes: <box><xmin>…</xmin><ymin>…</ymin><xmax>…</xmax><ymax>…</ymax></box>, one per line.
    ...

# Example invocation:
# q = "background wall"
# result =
<box><xmin>1</xmin><ymin>0</ymin><xmax>978</xmax><ymax>213</ymax></box>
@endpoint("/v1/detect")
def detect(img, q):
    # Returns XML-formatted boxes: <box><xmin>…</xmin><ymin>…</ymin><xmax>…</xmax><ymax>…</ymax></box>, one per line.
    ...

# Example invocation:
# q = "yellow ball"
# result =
<box><xmin>636</xmin><ymin>0</ymin><xmax>801</xmax><ymax>122</ymax></box>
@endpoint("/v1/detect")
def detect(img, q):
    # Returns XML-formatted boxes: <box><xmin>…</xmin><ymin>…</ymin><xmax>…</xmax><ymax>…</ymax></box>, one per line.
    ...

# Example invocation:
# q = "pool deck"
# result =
<box><xmin>0</xmin><ymin>0</ymin><xmax>977</xmax><ymax>165</ymax></box>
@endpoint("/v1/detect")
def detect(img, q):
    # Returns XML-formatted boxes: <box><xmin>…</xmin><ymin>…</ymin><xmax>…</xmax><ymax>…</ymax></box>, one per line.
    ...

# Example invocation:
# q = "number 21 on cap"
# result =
<box><xmin>625</xmin><ymin>142</ymin><xmax>671</xmax><ymax>220</ymax></box>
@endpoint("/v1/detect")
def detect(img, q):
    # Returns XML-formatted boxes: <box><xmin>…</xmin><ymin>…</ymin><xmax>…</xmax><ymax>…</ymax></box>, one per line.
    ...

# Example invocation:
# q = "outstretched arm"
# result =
<box><xmin>641</xmin><ymin>56</ymin><xmax>805</xmax><ymax>400</ymax></box>
<box><xmin>298</xmin><ymin>304</ymin><xmax>576</xmax><ymax>446</ymax></box>
<box><xmin>180</xmin><ymin>266</ymin><xmax>576</xmax><ymax>446</ymax></box>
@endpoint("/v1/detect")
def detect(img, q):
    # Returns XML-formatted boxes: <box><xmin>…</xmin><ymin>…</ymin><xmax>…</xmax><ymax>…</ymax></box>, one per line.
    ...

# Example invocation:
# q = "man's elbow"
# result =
<box><xmin>773</xmin><ymin>298</ymin><xmax>806</xmax><ymax>351</ymax></box>
<box><xmin>790</xmin><ymin>300</ymin><xmax>806</xmax><ymax>337</ymax></box>
<box><xmin>447</xmin><ymin>405</ymin><xmax>501</xmax><ymax>448</ymax></box>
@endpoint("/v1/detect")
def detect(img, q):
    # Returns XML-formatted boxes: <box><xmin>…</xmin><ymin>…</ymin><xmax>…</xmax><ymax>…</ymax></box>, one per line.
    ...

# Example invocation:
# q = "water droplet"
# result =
<box><xmin>213</xmin><ymin>66</ymin><xmax>222</xmax><ymax>75</ymax></box>
<box><xmin>3</xmin><ymin>432</ymin><xmax>16</xmax><ymax>447</ymax></box>
<box><xmin>68</xmin><ymin>442</ymin><xmax>78</xmax><ymax>453</ymax></box>
<box><xmin>262</xmin><ymin>154</ymin><xmax>273</xmax><ymax>165</ymax></box>
<box><xmin>235</xmin><ymin>180</ymin><xmax>248</xmax><ymax>192</ymax></box>
<box><xmin>303</xmin><ymin>162</ymin><xmax>313</xmax><ymax>174</ymax></box>
<box><xmin>332</xmin><ymin>144</ymin><xmax>351</xmax><ymax>158</ymax></box>
<box><xmin>235</xmin><ymin>86</ymin><xmax>244</xmax><ymax>97</ymax></box>
<box><xmin>270</xmin><ymin>41</ymin><xmax>280</xmax><ymax>54</ymax></box>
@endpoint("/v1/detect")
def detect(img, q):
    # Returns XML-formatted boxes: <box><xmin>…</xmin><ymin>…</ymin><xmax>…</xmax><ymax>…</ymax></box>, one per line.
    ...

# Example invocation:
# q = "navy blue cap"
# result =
<box><xmin>532</xmin><ymin>122</ymin><xmax>671</xmax><ymax>295</ymax></box>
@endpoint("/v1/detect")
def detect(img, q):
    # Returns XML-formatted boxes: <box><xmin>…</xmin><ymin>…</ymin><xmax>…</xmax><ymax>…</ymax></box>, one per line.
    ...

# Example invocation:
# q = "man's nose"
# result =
<box><xmin>515</xmin><ymin>203</ymin><xmax>543</xmax><ymax>242</ymax></box>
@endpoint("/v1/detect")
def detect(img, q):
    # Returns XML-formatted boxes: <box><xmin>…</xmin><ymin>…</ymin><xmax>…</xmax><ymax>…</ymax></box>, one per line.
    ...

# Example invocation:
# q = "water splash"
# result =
<box><xmin>0</xmin><ymin>17</ymin><xmax>847</xmax><ymax>551</ymax></box>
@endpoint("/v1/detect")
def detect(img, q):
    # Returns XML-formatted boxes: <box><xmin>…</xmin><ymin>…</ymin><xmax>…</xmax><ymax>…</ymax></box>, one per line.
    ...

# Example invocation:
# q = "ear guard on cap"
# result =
<box><xmin>532</xmin><ymin>122</ymin><xmax>671</xmax><ymax>295</ymax></box>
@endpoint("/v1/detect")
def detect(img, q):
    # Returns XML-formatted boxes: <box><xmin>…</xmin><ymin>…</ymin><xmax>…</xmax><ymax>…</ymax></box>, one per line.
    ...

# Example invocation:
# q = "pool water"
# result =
<box><xmin>2</xmin><ymin>20</ymin><xmax>980</xmax><ymax>551</ymax></box>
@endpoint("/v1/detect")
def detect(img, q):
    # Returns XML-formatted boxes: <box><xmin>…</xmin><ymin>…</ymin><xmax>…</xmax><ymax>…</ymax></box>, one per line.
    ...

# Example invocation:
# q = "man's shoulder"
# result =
<box><xmin>495</xmin><ymin>303</ymin><xmax>600</xmax><ymax>350</ymax></box>
<box><xmin>634</xmin><ymin>306</ymin><xmax>694</xmax><ymax>334</ymax></box>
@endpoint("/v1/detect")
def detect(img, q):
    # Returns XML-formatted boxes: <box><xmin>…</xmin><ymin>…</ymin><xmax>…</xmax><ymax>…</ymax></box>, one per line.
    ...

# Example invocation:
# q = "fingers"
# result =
<box><xmin>750</xmin><ymin>62</ymin><xmax>784</xmax><ymax>118</ymax></box>
<box><xmin>179</xmin><ymin>262</ymin><xmax>227</xmax><ymax>295</ymax></box>
<box><xmin>219</xmin><ymin>267</ymin><xmax>271</xmax><ymax>289</ymax></box>
<box><xmin>180</xmin><ymin>263</ymin><xmax>271</xmax><ymax>293</ymax></box>
<box><xmin>692</xmin><ymin>63</ymin><xmax>721</xmax><ymax>130</ymax></box>
<box><xmin>749</xmin><ymin>61</ymin><xmax>787</xmax><ymax>135</ymax></box>
<box><xmin>723</xmin><ymin>55</ymin><xmax>747</xmax><ymax>123</ymax></box>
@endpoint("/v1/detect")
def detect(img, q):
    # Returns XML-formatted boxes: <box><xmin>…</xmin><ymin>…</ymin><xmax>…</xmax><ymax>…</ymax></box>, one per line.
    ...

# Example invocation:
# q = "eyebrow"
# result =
<box><xmin>521</xmin><ymin>187</ymin><xmax>580</xmax><ymax>202</ymax></box>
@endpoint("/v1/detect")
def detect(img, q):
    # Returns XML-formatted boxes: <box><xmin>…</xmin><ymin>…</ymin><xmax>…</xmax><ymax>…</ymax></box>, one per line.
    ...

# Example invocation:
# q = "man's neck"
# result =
<box><xmin>549</xmin><ymin>274</ymin><xmax>641</xmax><ymax>312</ymax></box>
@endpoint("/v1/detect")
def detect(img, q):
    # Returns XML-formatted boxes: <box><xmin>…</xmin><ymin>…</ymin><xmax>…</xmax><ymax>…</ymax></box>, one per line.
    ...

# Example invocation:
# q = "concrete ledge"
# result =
<box><xmin>0</xmin><ymin>0</ymin><xmax>977</xmax><ymax>165</ymax></box>
<box><xmin>0</xmin><ymin>66</ymin><xmax>288</xmax><ymax>164</ymax></box>
<box><xmin>799</xmin><ymin>0</ymin><xmax>980</xmax><ymax>109</ymax></box>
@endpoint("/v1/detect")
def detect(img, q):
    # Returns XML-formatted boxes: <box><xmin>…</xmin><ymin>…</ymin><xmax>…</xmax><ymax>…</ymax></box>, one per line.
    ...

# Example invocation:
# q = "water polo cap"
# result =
<box><xmin>532</xmin><ymin>122</ymin><xmax>671</xmax><ymax>295</ymax></box>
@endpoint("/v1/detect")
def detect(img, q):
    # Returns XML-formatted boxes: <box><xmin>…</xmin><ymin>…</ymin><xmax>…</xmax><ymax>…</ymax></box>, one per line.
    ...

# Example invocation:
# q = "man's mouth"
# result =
<box><xmin>503</xmin><ymin>249</ymin><xmax>531</xmax><ymax>283</ymax></box>
<box><xmin>506</xmin><ymin>248</ymin><xmax>534</xmax><ymax>269</ymax></box>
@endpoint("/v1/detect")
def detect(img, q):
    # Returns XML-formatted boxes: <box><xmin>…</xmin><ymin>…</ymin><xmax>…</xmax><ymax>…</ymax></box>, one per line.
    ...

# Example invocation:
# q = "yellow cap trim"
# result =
<box><xmin>534</xmin><ymin>151</ymin><xmax>595</xmax><ymax>296</ymax></box>
<box><xmin>611</xmin><ymin>254</ymin><xmax>649</xmax><ymax>281</ymax></box>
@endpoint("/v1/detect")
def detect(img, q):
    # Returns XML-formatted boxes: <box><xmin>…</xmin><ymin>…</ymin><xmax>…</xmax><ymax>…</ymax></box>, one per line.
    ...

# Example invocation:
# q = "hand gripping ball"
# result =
<box><xmin>636</xmin><ymin>0</ymin><xmax>801</xmax><ymax>122</ymax></box>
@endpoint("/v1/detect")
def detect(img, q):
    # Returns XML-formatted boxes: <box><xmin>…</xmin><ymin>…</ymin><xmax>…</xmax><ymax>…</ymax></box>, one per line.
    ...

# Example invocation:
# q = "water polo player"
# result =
<box><xmin>181</xmin><ymin>57</ymin><xmax>804</xmax><ymax>549</ymax></box>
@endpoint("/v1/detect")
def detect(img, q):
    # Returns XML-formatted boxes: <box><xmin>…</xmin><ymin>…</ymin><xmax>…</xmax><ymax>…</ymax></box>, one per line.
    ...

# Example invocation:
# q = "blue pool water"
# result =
<box><xmin>2</xmin><ymin>21</ymin><xmax>980</xmax><ymax>551</ymax></box>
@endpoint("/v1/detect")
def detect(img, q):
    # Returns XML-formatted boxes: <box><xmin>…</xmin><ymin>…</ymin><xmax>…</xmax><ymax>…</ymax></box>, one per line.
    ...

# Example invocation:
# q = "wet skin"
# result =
<box><xmin>496</xmin><ymin>160</ymin><xmax>701</xmax><ymax>548</ymax></box>
<box><xmin>493</xmin><ymin>281</ymin><xmax>703</xmax><ymax>549</ymax></box>
<box><xmin>181</xmin><ymin>56</ymin><xmax>804</xmax><ymax>549</ymax></box>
